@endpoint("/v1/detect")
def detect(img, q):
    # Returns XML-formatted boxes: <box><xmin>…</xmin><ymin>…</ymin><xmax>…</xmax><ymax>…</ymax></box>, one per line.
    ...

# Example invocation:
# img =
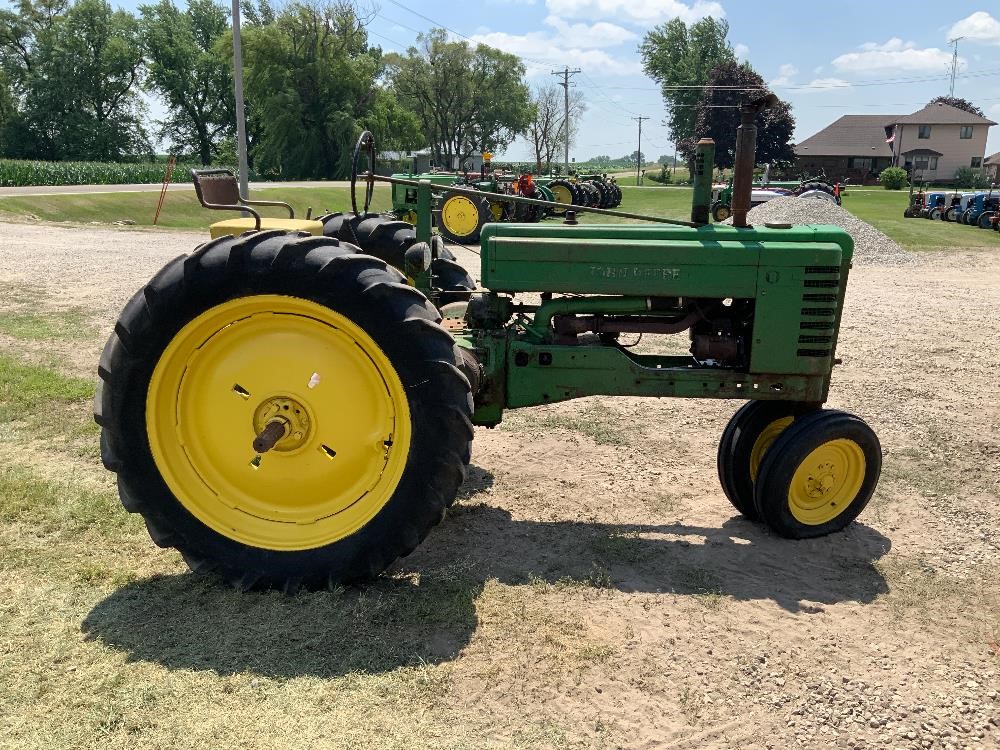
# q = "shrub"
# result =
<box><xmin>879</xmin><ymin>166</ymin><xmax>908</xmax><ymax>190</ymax></box>
<box><xmin>953</xmin><ymin>167</ymin><xmax>990</xmax><ymax>189</ymax></box>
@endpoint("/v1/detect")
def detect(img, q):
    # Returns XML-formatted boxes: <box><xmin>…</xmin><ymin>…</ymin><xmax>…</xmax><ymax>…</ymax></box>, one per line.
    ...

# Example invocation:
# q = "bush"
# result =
<box><xmin>879</xmin><ymin>166</ymin><xmax>908</xmax><ymax>190</ymax></box>
<box><xmin>953</xmin><ymin>167</ymin><xmax>990</xmax><ymax>189</ymax></box>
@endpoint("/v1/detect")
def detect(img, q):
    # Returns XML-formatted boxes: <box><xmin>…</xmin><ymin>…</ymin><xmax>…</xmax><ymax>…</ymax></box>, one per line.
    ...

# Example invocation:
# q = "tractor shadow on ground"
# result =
<box><xmin>82</xmin><ymin>464</ymin><xmax>890</xmax><ymax>680</ymax></box>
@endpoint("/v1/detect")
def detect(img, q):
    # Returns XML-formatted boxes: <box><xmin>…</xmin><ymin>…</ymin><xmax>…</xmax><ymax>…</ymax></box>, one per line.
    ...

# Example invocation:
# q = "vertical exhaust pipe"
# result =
<box><xmin>731</xmin><ymin>94</ymin><xmax>778</xmax><ymax>228</ymax></box>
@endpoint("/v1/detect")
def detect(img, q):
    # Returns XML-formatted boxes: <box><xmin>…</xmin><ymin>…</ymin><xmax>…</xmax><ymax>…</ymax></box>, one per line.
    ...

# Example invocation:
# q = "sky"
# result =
<box><xmin>120</xmin><ymin>0</ymin><xmax>1000</xmax><ymax>161</ymax></box>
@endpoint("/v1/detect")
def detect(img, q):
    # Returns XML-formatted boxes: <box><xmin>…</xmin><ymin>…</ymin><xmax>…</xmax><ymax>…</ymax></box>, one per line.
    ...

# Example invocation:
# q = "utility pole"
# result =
<box><xmin>232</xmin><ymin>0</ymin><xmax>249</xmax><ymax>200</ymax></box>
<box><xmin>948</xmin><ymin>36</ymin><xmax>965</xmax><ymax>97</ymax></box>
<box><xmin>551</xmin><ymin>66</ymin><xmax>580</xmax><ymax>173</ymax></box>
<box><xmin>632</xmin><ymin>116</ymin><xmax>649</xmax><ymax>185</ymax></box>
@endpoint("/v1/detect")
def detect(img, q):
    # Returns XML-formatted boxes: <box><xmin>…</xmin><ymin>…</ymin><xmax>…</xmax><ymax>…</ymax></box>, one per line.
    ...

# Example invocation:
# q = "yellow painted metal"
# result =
<box><xmin>787</xmin><ymin>438</ymin><xmax>866</xmax><ymax>525</ymax></box>
<box><xmin>488</xmin><ymin>201</ymin><xmax>504</xmax><ymax>221</ymax></box>
<box><xmin>550</xmin><ymin>183</ymin><xmax>573</xmax><ymax>205</ymax></box>
<box><xmin>749</xmin><ymin>416</ymin><xmax>794</xmax><ymax>482</ymax></box>
<box><xmin>146</xmin><ymin>295</ymin><xmax>411</xmax><ymax>551</ymax></box>
<box><xmin>400</xmin><ymin>209</ymin><xmax>418</xmax><ymax>225</ymax></box>
<box><xmin>208</xmin><ymin>218</ymin><xmax>324</xmax><ymax>239</ymax></box>
<box><xmin>441</xmin><ymin>195</ymin><xmax>481</xmax><ymax>237</ymax></box>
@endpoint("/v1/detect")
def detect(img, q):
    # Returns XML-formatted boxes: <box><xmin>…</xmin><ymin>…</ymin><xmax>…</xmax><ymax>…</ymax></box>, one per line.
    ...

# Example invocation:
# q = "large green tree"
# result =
<box><xmin>0</xmin><ymin>0</ymin><xmax>148</xmax><ymax>160</ymax></box>
<box><xmin>693</xmin><ymin>60</ymin><xmax>795</xmax><ymax>169</ymax></box>
<box><xmin>640</xmin><ymin>16</ymin><xmax>734</xmax><ymax>164</ymax></box>
<box><xmin>241</xmin><ymin>1</ymin><xmax>416</xmax><ymax>178</ymax></box>
<box><xmin>140</xmin><ymin>0</ymin><xmax>234</xmax><ymax>164</ymax></box>
<box><xmin>390</xmin><ymin>29</ymin><xmax>532</xmax><ymax>168</ymax></box>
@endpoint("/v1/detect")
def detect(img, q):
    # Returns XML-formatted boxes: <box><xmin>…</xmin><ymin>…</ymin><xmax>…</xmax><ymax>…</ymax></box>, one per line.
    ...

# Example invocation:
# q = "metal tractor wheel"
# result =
<box><xmin>944</xmin><ymin>206</ymin><xmax>958</xmax><ymax>222</ymax></box>
<box><xmin>580</xmin><ymin>182</ymin><xmax>601</xmax><ymax>208</ymax></box>
<box><xmin>927</xmin><ymin>207</ymin><xmax>942</xmax><ymax>220</ymax></box>
<box><xmin>318</xmin><ymin>212</ymin><xmax>475</xmax><ymax>306</ymax></box>
<box><xmin>711</xmin><ymin>201</ymin><xmax>732</xmax><ymax>222</ymax></box>
<box><xmin>718</xmin><ymin>403</ymin><xmax>881</xmax><ymax>537</ymax></box>
<box><xmin>547</xmin><ymin>179</ymin><xmax>577</xmax><ymax>215</ymax></box>
<box><xmin>960</xmin><ymin>208</ymin><xmax>973</xmax><ymax>224</ymax></box>
<box><xmin>717</xmin><ymin>401</ymin><xmax>817</xmax><ymax>521</ymax></box>
<box><xmin>794</xmin><ymin>181</ymin><xmax>839</xmax><ymax>205</ymax></box>
<box><xmin>979</xmin><ymin>211</ymin><xmax>996</xmax><ymax>229</ymax></box>
<box><xmin>903</xmin><ymin>206</ymin><xmax>916</xmax><ymax>218</ymax></box>
<box><xmin>438</xmin><ymin>190</ymin><xmax>491</xmax><ymax>244</ymax></box>
<box><xmin>95</xmin><ymin>231</ymin><xmax>474</xmax><ymax>591</ymax></box>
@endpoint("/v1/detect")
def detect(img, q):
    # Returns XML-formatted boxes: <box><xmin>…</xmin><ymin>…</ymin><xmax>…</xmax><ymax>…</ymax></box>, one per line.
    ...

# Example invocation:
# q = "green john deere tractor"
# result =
<box><xmin>95</xmin><ymin>96</ymin><xmax>882</xmax><ymax>591</ymax></box>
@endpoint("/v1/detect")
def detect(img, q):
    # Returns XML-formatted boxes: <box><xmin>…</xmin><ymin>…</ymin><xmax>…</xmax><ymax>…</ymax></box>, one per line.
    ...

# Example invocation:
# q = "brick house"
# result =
<box><xmin>795</xmin><ymin>103</ymin><xmax>995</xmax><ymax>184</ymax></box>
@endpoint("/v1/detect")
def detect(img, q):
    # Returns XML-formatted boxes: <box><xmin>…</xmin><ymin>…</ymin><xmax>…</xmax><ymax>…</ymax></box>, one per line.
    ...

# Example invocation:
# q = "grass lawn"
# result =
<box><xmin>1</xmin><ymin>182</ymin><xmax>998</xmax><ymax>250</ymax></box>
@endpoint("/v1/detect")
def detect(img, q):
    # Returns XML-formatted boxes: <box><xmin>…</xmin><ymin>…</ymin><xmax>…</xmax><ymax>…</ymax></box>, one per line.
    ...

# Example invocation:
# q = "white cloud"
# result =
<box><xmin>543</xmin><ymin>0</ymin><xmax>724</xmax><ymax>25</ymax></box>
<box><xmin>948</xmin><ymin>11</ymin><xmax>1000</xmax><ymax>46</ymax></box>
<box><xmin>469</xmin><ymin>29</ymin><xmax>642</xmax><ymax>76</ymax></box>
<box><xmin>542</xmin><ymin>16</ymin><xmax>637</xmax><ymax>48</ymax></box>
<box><xmin>770</xmin><ymin>62</ymin><xmax>797</xmax><ymax>86</ymax></box>
<box><xmin>793</xmin><ymin>78</ymin><xmax>851</xmax><ymax>94</ymax></box>
<box><xmin>832</xmin><ymin>38</ymin><xmax>956</xmax><ymax>73</ymax></box>
<box><xmin>733</xmin><ymin>42</ymin><xmax>749</xmax><ymax>60</ymax></box>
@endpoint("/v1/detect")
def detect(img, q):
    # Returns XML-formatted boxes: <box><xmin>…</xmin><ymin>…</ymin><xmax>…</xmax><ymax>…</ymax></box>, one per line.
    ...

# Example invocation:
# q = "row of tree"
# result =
<box><xmin>0</xmin><ymin>0</ymin><xmax>549</xmax><ymax>177</ymax></box>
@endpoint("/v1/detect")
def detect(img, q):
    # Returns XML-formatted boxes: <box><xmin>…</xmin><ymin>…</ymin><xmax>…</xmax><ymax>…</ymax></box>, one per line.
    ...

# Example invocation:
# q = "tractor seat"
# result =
<box><xmin>191</xmin><ymin>169</ymin><xmax>323</xmax><ymax>239</ymax></box>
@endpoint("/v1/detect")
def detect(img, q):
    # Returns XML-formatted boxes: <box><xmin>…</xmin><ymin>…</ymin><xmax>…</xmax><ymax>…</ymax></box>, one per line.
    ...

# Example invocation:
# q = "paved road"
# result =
<box><xmin>0</xmin><ymin>180</ymin><xmax>356</xmax><ymax>197</ymax></box>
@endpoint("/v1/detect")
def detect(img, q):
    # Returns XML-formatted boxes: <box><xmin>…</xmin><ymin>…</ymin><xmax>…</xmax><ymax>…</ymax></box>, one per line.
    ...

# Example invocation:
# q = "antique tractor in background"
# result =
<box><xmin>95</xmin><ymin>96</ymin><xmax>882</xmax><ymax>591</ymax></box>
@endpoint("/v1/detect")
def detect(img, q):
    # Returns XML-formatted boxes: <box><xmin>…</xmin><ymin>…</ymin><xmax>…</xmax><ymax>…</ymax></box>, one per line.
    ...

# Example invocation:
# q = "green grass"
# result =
<box><xmin>2</xmin><ymin>181</ymin><xmax>999</xmax><ymax>250</ymax></box>
<box><xmin>840</xmin><ymin>189</ymin><xmax>1000</xmax><ymax>249</ymax></box>
<box><xmin>0</xmin><ymin>309</ymin><xmax>95</xmax><ymax>342</ymax></box>
<box><xmin>0</xmin><ymin>186</ymin><xmax>393</xmax><ymax>231</ymax></box>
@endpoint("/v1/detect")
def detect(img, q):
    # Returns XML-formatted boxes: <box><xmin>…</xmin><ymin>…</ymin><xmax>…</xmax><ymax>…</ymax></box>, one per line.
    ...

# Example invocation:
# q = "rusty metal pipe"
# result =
<box><xmin>731</xmin><ymin>94</ymin><xmax>778</xmax><ymax>228</ymax></box>
<box><xmin>253</xmin><ymin>418</ymin><xmax>288</xmax><ymax>454</ymax></box>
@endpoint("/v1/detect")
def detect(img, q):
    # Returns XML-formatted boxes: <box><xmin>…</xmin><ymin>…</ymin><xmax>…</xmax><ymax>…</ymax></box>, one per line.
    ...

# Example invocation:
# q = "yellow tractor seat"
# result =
<box><xmin>191</xmin><ymin>168</ymin><xmax>325</xmax><ymax>239</ymax></box>
<box><xmin>208</xmin><ymin>217</ymin><xmax>323</xmax><ymax>239</ymax></box>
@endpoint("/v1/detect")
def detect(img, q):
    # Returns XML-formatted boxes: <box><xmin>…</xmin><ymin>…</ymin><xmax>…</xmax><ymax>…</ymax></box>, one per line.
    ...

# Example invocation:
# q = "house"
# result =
<box><xmin>985</xmin><ymin>152</ymin><xmax>1000</xmax><ymax>183</ymax></box>
<box><xmin>795</xmin><ymin>103</ymin><xmax>996</xmax><ymax>184</ymax></box>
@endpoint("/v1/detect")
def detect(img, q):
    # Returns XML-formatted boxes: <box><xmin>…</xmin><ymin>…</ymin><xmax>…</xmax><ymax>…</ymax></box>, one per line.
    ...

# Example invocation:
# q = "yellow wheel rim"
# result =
<box><xmin>715</xmin><ymin>205</ymin><xmax>731</xmax><ymax>221</ymax></box>
<box><xmin>788</xmin><ymin>439</ymin><xmax>866</xmax><ymax>525</ymax></box>
<box><xmin>146</xmin><ymin>295</ymin><xmax>411</xmax><ymax>551</ymax></box>
<box><xmin>749</xmin><ymin>416</ymin><xmax>794</xmax><ymax>482</ymax></box>
<box><xmin>441</xmin><ymin>196</ymin><xmax>481</xmax><ymax>237</ymax></box>
<box><xmin>489</xmin><ymin>201</ymin><xmax>504</xmax><ymax>221</ymax></box>
<box><xmin>551</xmin><ymin>184</ymin><xmax>573</xmax><ymax>205</ymax></box>
<box><xmin>401</xmin><ymin>210</ymin><xmax>418</xmax><ymax>225</ymax></box>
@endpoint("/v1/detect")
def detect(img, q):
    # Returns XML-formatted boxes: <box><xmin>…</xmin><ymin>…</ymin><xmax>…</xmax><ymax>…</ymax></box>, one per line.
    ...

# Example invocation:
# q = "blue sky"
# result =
<box><xmin>119</xmin><ymin>0</ymin><xmax>1000</xmax><ymax>161</ymax></box>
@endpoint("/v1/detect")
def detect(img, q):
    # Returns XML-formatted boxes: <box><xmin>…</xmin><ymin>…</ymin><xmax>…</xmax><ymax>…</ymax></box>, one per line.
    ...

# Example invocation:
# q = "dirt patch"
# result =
<box><xmin>0</xmin><ymin>223</ymin><xmax>997</xmax><ymax>750</ymax></box>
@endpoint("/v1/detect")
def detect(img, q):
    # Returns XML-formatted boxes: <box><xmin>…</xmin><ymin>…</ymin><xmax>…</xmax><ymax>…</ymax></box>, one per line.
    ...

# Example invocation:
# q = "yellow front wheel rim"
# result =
<box><xmin>441</xmin><ymin>196</ymin><xmax>481</xmax><ymax>237</ymax></box>
<box><xmin>146</xmin><ymin>295</ymin><xmax>411</xmax><ymax>551</ymax></box>
<box><xmin>551</xmin><ymin>184</ymin><xmax>573</xmax><ymax>204</ymax></box>
<box><xmin>749</xmin><ymin>416</ymin><xmax>794</xmax><ymax>482</ymax></box>
<box><xmin>787</xmin><ymin>439</ymin><xmax>866</xmax><ymax>525</ymax></box>
<box><xmin>488</xmin><ymin>201</ymin><xmax>504</xmax><ymax>221</ymax></box>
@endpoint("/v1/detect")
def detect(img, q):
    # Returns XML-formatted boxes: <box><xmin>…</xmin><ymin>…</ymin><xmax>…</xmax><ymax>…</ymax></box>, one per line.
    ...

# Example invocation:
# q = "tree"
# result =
<box><xmin>0</xmin><ymin>0</ymin><xmax>148</xmax><ymax>160</ymax></box>
<box><xmin>692</xmin><ymin>60</ymin><xmax>795</xmax><ymax>169</ymax></box>
<box><xmin>241</xmin><ymin>1</ymin><xmax>386</xmax><ymax>178</ymax></box>
<box><xmin>640</xmin><ymin>16</ymin><xmax>734</xmax><ymax>165</ymax></box>
<box><xmin>528</xmin><ymin>83</ymin><xmax>585</xmax><ymax>173</ymax></box>
<box><xmin>140</xmin><ymin>0</ymin><xmax>234</xmax><ymax>165</ymax></box>
<box><xmin>926</xmin><ymin>95</ymin><xmax>985</xmax><ymax>118</ymax></box>
<box><xmin>390</xmin><ymin>29</ymin><xmax>531</xmax><ymax>168</ymax></box>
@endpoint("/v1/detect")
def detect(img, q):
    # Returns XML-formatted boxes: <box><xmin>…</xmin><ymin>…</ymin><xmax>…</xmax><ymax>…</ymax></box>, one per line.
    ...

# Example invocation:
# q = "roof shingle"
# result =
<box><xmin>890</xmin><ymin>102</ymin><xmax>997</xmax><ymax>126</ymax></box>
<box><xmin>794</xmin><ymin>115</ymin><xmax>896</xmax><ymax>157</ymax></box>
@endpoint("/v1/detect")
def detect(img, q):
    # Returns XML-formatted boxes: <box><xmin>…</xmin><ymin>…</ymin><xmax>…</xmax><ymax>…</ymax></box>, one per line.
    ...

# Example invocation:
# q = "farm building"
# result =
<box><xmin>795</xmin><ymin>103</ymin><xmax>996</xmax><ymax>185</ymax></box>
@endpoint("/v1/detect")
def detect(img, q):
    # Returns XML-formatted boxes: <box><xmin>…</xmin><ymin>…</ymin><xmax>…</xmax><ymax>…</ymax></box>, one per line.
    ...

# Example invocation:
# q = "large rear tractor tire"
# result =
<box><xmin>795</xmin><ymin>181</ymin><xmax>840</xmax><ymax>205</ymax></box>
<box><xmin>979</xmin><ymin>211</ymin><xmax>996</xmax><ymax>229</ymax></box>
<box><xmin>717</xmin><ymin>401</ymin><xmax>817</xmax><ymax>521</ymax></box>
<box><xmin>95</xmin><ymin>231</ymin><xmax>474</xmax><ymax>591</ymax></box>
<box><xmin>439</xmin><ymin>191</ymin><xmax>490</xmax><ymax>244</ymax></box>
<box><xmin>753</xmin><ymin>409</ymin><xmax>881</xmax><ymax>538</ymax></box>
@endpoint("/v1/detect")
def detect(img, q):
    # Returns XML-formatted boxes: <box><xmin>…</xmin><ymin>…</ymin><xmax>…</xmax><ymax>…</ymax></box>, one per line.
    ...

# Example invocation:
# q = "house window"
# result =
<box><xmin>918</xmin><ymin>125</ymin><xmax>931</xmax><ymax>139</ymax></box>
<box><xmin>848</xmin><ymin>157</ymin><xmax>872</xmax><ymax>169</ymax></box>
<box><xmin>960</xmin><ymin>126</ymin><xmax>973</xmax><ymax>139</ymax></box>
<box><xmin>971</xmin><ymin>156</ymin><xmax>983</xmax><ymax>168</ymax></box>
<box><xmin>914</xmin><ymin>157</ymin><xmax>929</xmax><ymax>170</ymax></box>
<box><xmin>929</xmin><ymin>156</ymin><xmax>938</xmax><ymax>170</ymax></box>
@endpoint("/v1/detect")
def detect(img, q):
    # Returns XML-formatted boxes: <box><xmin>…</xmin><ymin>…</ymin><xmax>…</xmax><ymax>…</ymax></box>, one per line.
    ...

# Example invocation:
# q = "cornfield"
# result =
<box><xmin>0</xmin><ymin>159</ymin><xmax>212</xmax><ymax>187</ymax></box>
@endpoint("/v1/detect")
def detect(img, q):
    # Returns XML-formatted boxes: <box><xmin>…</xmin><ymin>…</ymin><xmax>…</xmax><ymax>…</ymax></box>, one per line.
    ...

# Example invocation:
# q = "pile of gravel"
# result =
<box><xmin>725</xmin><ymin>196</ymin><xmax>914</xmax><ymax>267</ymax></box>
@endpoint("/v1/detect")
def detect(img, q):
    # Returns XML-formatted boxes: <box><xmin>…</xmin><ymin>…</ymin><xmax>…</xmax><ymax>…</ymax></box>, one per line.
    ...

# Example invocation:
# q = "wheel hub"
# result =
<box><xmin>788</xmin><ymin>439</ymin><xmax>866</xmax><ymax>525</ymax></box>
<box><xmin>252</xmin><ymin>395</ymin><xmax>312</xmax><ymax>453</ymax></box>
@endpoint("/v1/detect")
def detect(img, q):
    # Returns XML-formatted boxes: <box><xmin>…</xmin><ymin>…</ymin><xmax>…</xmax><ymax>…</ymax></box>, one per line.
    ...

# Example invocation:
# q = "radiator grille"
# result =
<box><xmin>798</xmin><ymin>266</ymin><xmax>842</xmax><ymax>358</ymax></box>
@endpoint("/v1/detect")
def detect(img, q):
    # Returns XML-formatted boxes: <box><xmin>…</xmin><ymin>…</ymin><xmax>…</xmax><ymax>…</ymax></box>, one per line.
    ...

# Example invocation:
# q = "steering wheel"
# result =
<box><xmin>351</xmin><ymin>130</ymin><xmax>376</xmax><ymax>216</ymax></box>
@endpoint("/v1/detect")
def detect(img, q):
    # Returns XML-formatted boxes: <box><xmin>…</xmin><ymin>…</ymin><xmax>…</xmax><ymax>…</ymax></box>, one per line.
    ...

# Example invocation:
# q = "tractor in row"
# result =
<box><xmin>710</xmin><ymin>175</ymin><xmax>841</xmax><ymax>222</ymax></box>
